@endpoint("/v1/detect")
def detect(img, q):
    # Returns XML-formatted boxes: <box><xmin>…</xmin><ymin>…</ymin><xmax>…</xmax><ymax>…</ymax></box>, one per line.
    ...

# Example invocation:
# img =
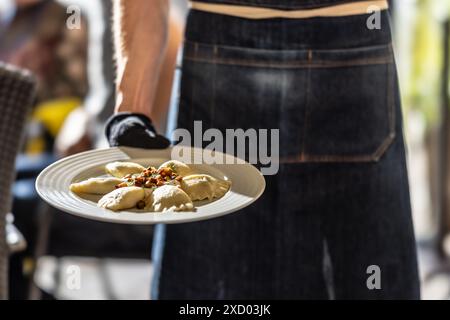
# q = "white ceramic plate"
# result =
<box><xmin>35</xmin><ymin>147</ymin><xmax>265</xmax><ymax>224</ymax></box>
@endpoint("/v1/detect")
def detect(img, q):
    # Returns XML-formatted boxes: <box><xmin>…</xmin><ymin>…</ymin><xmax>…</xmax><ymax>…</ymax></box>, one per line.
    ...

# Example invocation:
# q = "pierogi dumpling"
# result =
<box><xmin>105</xmin><ymin>161</ymin><xmax>145</xmax><ymax>178</ymax></box>
<box><xmin>158</xmin><ymin>160</ymin><xmax>192</xmax><ymax>177</ymax></box>
<box><xmin>98</xmin><ymin>186</ymin><xmax>145</xmax><ymax>211</ymax></box>
<box><xmin>180</xmin><ymin>174</ymin><xmax>231</xmax><ymax>201</ymax></box>
<box><xmin>151</xmin><ymin>185</ymin><xmax>194</xmax><ymax>212</ymax></box>
<box><xmin>70</xmin><ymin>177</ymin><xmax>124</xmax><ymax>195</ymax></box>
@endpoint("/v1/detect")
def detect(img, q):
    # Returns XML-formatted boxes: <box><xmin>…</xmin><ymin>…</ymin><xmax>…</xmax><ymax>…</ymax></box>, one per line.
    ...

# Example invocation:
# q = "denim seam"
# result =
<box><xmin>183</xmin><ymin>56</ymin><xmax>394</xmax><ymax>69</ymax></box>
<box><xmin>184</xmin><ymin>40</ymin><xmax>393</xmax><ymax>54</ymax></box>
<box><xmin>299</xmin><ymin>50</ymin><xmax>313</xmax><ymax>161</ymax></box>
<box><xmin>188</xmin><ymin>43</ymin><xmax>199</xmax><ymax>124</ymax></box>
<box><xmin>210</xmin><ymin>45</ymin><xmax>218</xmax><ymax>127</ymax></box>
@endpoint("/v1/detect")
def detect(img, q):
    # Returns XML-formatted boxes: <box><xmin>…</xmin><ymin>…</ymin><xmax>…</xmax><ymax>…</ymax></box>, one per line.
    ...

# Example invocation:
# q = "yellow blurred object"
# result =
<box><xmin>24</xmin><ymin>97</ymin><xmax>81</xmax><ymax>155</ymax></box>
<box><xmin>25</xmin><ymin>133</ymin><xmax>46</xmax><ymax>155</ymax></box>
<box><xmin>33</xmin><ymin>97</ymin><xmax>81</xmax><ymax>137</ymax></box>
<box><xmin>22</xmin><ymin>257</ymin><xmax>35</xmax><ymax>276</ymax></box>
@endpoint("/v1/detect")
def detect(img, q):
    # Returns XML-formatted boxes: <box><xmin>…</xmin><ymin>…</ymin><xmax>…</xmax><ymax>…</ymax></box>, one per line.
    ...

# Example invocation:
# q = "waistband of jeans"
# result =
<box><xmin>189</xmin><ymin>1</ymin><xmax>388</xmax><ymax>19</ymax></box>
<box><xmin>185</xmin><ymin>9</ymin><xmax>392</xmax><ymax>50</ymax></box>
<box><xmin>188</xmin><ymin>0</ymin><xmax>377</xmax><ymax>10</ymax></box>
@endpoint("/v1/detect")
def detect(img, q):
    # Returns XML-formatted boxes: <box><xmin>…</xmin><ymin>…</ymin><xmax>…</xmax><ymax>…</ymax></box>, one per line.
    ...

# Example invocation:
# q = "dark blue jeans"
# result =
<box><xmin>194</xmin><ymin>0</ymin><xmax>373</xmax><ymax>10</ymax></box>
<box><xmin>152</xmin><ymin>6</ymin><xmax>420</xmax><ymax>299</ymax></box>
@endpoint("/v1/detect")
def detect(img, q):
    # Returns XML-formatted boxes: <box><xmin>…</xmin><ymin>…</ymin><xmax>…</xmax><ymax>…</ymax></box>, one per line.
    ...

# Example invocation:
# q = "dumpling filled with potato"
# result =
<box><xmin>151</xmin><ymin>185</ymin><xmax>194</xmax><ymax>212</ymax></box>
<box><xmin>180</xmin><ymin>174</ymin><xmax>231</xmax><ymax>201</ymax></box>
<box><xmin>98</xmin><ymin>186</ymin><xmax>146</xmax><ymax>211</ymax></box>
<box><xmin>105</xmin><ymin>161</ymin><xmax>145</xmax><ymax>178</ymax></box>
<box><xmin>72</xmin><ymin>159</ymin><xmax>230</xmax><ymax>213</ymax></box>
<box><xmin>70</xmin><ymin>177</ymin><xmax>124</xmax><ymax>195</ymax></box>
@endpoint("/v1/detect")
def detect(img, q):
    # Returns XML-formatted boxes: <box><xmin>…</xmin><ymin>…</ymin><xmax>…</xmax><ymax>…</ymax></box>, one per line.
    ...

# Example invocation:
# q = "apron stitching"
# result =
<box><xmin>299</xmin><ymin>49</ymin><xmax>313</xmax><ymax>161</ymax></box>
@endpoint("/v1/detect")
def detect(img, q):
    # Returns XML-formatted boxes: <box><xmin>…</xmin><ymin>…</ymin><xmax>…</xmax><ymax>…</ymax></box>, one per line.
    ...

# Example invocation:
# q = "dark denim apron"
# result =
<box><xmin>152</xmin><ymin>0</ymin><xmax>420</xmax><ymax>299</ymax></box>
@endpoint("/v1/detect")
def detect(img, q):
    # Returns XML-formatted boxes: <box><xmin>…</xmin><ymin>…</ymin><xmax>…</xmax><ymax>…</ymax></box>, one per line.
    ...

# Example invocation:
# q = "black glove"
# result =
<box><xmin>105</xmin><ymin>112</ymin><xmax>170</xmax><ymax>149</ymax></box>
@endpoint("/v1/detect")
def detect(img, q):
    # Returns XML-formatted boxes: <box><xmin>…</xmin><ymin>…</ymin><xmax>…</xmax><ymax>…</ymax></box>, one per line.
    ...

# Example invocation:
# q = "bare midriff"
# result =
<box><xmin>189</xmin><ymin>0</ymin><xmax>389</xmax><ymax>19</ymax></box>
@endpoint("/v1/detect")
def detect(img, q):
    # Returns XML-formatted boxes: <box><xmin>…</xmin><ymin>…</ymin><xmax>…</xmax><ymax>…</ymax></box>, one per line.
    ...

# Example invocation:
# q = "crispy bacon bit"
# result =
<box><xmin>123</xmin><ymin>165</ymin><xmax>181</xmax><ymax>189</ymax></box>
<box><xmin>135</xmin><ymin>177</ymin><xmax>144</xmax><ymax>183</ymax></box>
<box><xmin>158</xmin><ymin>167</ymin><xmax>173</xmax><ymax>177</ymax></box>
<box><xmin>144</xmin><ymin>180</ymin><xmax>153</xmax><ymax>188</ymax></box>
<box><xmin>143</xmin><ymin>170</ymin><xmax>151</xmax><ymax>177</ymax></box>
<box><xmin>115</xmin><ymin>182</ymin><xmax>128</xmax><ymax>189</ymax></box>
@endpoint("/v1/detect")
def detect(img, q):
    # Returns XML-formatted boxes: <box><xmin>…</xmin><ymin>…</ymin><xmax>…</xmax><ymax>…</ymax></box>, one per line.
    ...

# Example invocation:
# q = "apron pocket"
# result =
<box><xmin>288</xmin><ymin>44</ymin><xmax>396</xmax><ymax>163</ymax></box>
<box><xmin>182</xmin><ymin>41</ymin><xmax>396</xmax><ymax>164</ymax></box>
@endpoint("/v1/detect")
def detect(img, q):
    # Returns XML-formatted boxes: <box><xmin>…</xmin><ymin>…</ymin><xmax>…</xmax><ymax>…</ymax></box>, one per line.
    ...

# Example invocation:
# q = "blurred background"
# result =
<box><xmin>0</xmin><ymin>0</ymin><xmax>449</xmax><ymax>300</ymax></box>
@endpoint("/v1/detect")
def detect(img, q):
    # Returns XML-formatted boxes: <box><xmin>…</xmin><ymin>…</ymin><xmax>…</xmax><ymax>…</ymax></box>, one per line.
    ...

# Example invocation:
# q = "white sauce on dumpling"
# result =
<box><xmin>105</xmin><ymin>161</ymin><xmax>145</xmax><ymax>178</ymax></box>
<box><xmin>70</xmin><ymin>177</ymin><xmax>124</xmax><ymax>195</ymax></box>
<box><xmin>151</xmin><ymin>185</ymin><xmax>194</xmax><ymax>212</ymax></box>
<box><xmin>98</xmin><ymin>187</ymin><xmax>145</xmax><ymax>211</ymax></box>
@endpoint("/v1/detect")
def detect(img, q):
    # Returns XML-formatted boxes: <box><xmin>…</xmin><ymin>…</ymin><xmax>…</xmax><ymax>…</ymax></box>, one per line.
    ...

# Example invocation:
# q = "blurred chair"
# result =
<box><xmin>6</xmin><ymin>214</ymin><xmax>27</xmax><ymax>254</ymax></box>
<box><xmin>0</xmin><ymin>63</ymin><xmax>36</xmax><ymax>299</ymax></box>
